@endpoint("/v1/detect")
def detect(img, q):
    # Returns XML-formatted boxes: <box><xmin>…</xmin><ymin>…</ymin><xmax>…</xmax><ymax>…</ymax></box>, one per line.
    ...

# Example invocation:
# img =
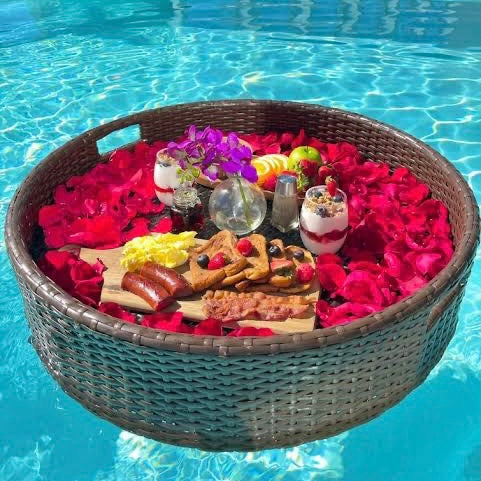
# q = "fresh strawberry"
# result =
<box><xmin>296</xmin><ymin>263</ymin><xmax>315</xmax><ymax>283</ymax></box>
<box><xmin>208</xmin><ymin>252</ymin><xmax>227</xmax><ymax>270</ymax></box>
<box><xmin>300</xmin><ymin>159</ymin><xmax>318</xmax><ymax>177</ymax></box>
<box><xmin>237</xmin><ymin>238</ymin><xmax>253</xmax><ymax>256</ymax></box>
<box><xmin>270</xmin><ymin>259</ymin><xmax>295</xmax><ymax>276</ymax></box>
<box><xmin>263</xmin><ymin>174</ymin><xmax>278</xmax><ymax>192</ymax></box>
<box><xmin>326</xmin><ymin>177</ymin><xmax>338</xmax><ymax>197</ymax></box>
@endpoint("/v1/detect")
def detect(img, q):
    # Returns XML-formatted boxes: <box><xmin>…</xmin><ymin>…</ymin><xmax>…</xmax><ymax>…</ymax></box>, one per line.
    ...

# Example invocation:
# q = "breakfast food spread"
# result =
<box><xmin>117</xmin><ymin>229</ymin><xmax>318</xmax><ymax>324</ymax></box>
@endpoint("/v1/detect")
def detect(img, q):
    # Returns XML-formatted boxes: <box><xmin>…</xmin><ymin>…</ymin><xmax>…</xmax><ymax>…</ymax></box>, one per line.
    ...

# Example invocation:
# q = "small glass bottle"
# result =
<box><xmin>171</xmin><ymin>186</ymin><xmax>205</xmax><ymax>233</ymax></box>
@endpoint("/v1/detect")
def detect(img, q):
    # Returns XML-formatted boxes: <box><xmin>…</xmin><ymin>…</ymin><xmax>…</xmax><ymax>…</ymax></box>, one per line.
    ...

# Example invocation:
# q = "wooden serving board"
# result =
<box><xmin>78</xmin><ymin>239</ymin><xmax>319</xmax><ymax>333</ymax></box>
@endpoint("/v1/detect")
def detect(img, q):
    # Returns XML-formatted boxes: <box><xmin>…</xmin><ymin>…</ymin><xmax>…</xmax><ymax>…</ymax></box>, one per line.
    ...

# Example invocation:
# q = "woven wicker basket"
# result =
<box><xmin>6</xmin><ymin>100</ymin><xmax>479</xmax><ymax>452</ymax></box>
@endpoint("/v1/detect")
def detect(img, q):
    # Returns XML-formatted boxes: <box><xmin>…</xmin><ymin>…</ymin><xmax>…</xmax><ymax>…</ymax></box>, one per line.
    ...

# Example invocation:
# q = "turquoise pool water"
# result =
<box><xmin>1</xmin><ymin>1</ymin><xmax>481</xmax><ymax>479</ymax></box>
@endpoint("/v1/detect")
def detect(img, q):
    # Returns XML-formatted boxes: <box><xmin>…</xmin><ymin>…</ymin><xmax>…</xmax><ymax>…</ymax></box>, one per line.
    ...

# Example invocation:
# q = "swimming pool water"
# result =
<box><xmin>1</xmin><ymin>1</ymin><xmax>481</xmax><ymax>480</ymax></box>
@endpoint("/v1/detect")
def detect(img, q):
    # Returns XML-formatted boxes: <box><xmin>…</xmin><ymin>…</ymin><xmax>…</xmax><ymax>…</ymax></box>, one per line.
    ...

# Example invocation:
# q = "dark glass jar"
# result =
<box><xmin>171</xmin><ymin>186</ymin><xmax>205</xmax><ymax>233</ymax></box>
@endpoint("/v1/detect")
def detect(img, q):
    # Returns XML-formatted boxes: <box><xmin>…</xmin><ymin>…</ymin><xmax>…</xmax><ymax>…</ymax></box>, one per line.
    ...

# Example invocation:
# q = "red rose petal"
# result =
<box><xmin>194</xmin><ymin>318</ymin><xmax>223</xmax><ymax>336</ymax></box>
<box><xmin>264</xmin><ymin>143</ymin><xmax>281</xmax><ymax>154</ymax></box>
<box><xmin>98</xmin><ymin>302</ymin><xmax>137</xmax><ymax>323</ymax></box>
<box><xmin>227</xmin><ymin>327</ymin><xmax>274</xmax><ymax>337</ymax></box>
<box><xmin>290</xmin><ymin>129</ymin><xmax>308</xmax><ymax>149</ymax></box>
<box><xmin>38</xmin><ymin>205</ymin><xmax>64</xmax><ymax>228</ymax></box>
<box><xmin>151</xmin><ymin>217</ymin><xmax>173</xmax><ymax>233</ymax></box>
<box><xmin>239</xmin><ymin>133</ymin><xmax>263</xmax><ymax>153</ymax></box>
<box><xmin>316</xmin><ymin>253</ymin><xmax>343</xmax><ymax>266</ymax></box>
<box><xmin>399</xmin><ymin>275</ymin><xmax>427</xmax><ymax>298</ymax></box>
<box><xmin>141</xmin><ymin>311</ymin><xmax>193</xmax><ymax>333</ymax></box>
<box><xmin>317</xmin><ymin>263</ymin><xmax>347</xmax><ymax>293</ymax></box>
<box><xmin>279</xmin><ymin>131</ymin><xmax>295</xmax><ymax>147</ymax></box>
<box><xmin>315</xmin><ymin>299</ymin><xmax>332</xmax><ymax>323</ymax></box>
<box><xmin>121</xmin><ymin>217</ymin><xmax>150</xmax><ymax>243</ymax></box>
<box><xmin>338</xmin><ymin>270</ymin><xmax>386</xmax><ymax>305</ymax></box>
<box><xmin>322</xmin><ymin>302</ymin><xmax>382</xmax><ymax>328</ymax></box>
<box><xmin>347</xmin><ymin>260</ymin><xmax>382</xmax><ymax>276</ymax></box>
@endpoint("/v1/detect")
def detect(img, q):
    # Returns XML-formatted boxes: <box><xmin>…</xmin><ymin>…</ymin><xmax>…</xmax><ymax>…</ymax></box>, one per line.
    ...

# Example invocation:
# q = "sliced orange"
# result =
<box><xmin>258</xmin><ymin>154</ymin><xmax>289</xmax><ymax>173</ymax></box>
<box><xmin>251</xmin><ymin>158</ymin><xmax>272</xmax><ymax>186</ymax></box>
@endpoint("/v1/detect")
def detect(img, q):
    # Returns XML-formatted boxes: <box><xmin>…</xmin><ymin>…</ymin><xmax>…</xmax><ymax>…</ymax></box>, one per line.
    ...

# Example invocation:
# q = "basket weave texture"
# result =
<box><xmin>6</xmin><ymin>100</ymin><xmax>479</xmax><ymax>451</ymax></box>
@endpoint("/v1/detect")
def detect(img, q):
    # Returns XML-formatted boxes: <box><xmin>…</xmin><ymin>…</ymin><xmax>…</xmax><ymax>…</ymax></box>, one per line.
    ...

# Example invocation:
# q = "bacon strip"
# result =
<box><xmin>202</xmin><ymin>290</ymin><xmax>312</xmax><ymax>322</ymax></box>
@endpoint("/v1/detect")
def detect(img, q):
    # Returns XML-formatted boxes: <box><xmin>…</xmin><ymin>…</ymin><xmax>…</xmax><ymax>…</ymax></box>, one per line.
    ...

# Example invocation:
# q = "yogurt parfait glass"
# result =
<box><xmin>153</xmin><ymin>151</ymin><xmax>181</xmax><ymax>207</ymax></box>
<box><xmin>299</xmin><ymin>185</ymin><xmax>349</xmax><ymax>255</ymax></box>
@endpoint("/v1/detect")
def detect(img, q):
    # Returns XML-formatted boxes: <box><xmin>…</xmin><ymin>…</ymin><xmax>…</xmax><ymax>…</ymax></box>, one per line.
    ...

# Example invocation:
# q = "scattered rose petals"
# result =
<box><xmin>38</xmin><ymin>250</ymin><xmax>104</xmax><ymax>307</ymax></box>
<box><xmin>38</xmin><ymin>140</ymin><xmax>169</xmax><ymax>249</ymax></box>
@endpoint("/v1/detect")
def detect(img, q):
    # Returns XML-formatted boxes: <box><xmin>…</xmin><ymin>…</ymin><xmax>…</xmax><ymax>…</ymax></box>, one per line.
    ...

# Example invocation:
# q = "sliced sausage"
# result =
<box><xmin>121</xmin><ymin>272</ymin><xmax>174</xmax><ymax>311</ymax></box>
<box><xmin>139</xmin><ymin>263</ymin><xmax>193</xmax><ymax>298</ymax></box>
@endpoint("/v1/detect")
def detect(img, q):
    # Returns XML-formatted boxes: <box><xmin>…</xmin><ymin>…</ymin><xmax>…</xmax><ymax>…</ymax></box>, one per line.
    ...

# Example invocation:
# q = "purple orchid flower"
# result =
<box><xmin>167</xmin><ymin>125</ymin><xmax>257</xmax><ymax>183</ymax></box>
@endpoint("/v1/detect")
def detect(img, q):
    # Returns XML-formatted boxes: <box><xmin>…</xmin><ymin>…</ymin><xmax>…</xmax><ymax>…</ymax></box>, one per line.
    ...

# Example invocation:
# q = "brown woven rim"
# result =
<box><xmin>6</xmin><ymin>100</ymin><xmax>480</xmax><ymax>356</ymax></box>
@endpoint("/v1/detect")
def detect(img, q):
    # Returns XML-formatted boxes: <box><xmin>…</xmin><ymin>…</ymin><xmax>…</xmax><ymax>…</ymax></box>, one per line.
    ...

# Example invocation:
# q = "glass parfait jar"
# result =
<box><xmin>171</xmin><ymin>186</ymin><xmax>205</xmax><ymax>233</ymax></box>
<box><xmin>154</xmin><ymin>151</ymin><xmax>180</xmax><ymax>207</ymax></box>
<box><xmin>208</xmin><ymin>175</ymin><xmax>267</xmax><ymax>235</ymax></box>
<box><xmin>299</xmin><ymin>185</ymin><xmax>349</xmax><ymax>255</ymax></box>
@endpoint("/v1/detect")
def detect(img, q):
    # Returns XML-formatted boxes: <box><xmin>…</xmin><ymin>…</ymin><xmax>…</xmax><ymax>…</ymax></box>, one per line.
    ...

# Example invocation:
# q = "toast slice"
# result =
<box><xmin>216</xmin><ymin>234</ymin><xmax>270</xmax><ymax>288</ymax></box>
<box><xmin>280</xmin><ymin>246</ymin><xmax>316</xmax><ymax>294</ymax></box>
<box><xmin>189</xmin><ymin>230</ymin><xmax>247</xmax><ymax>292</ymax></box>
<box><xmin>244</xmin><ymin>234</ymin><xmax>270</xmax><ymax>280</ymax></box>
<box><xmin>243</xmin><ymin>243</ymin><xmax>316</xmax><ymax>294</ymax></box>
<box><xmin>240</xmin><ymin>238</ymin><xmax>289</xmax><ymax>292</ymax></box>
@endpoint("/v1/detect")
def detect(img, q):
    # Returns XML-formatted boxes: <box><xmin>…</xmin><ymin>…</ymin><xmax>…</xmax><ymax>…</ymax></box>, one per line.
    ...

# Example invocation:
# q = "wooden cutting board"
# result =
<box><xmin>78</xmin><ymin>240</ymin><xmax>319</xmax><ymax>333</ymax></box>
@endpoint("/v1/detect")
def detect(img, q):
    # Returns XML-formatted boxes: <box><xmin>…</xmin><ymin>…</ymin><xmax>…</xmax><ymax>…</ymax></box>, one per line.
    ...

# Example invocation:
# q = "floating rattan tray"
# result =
<box><xmin>5</xmin><ymin>100</ymin><xmax>479</xmax><ymax>451</ymax></box>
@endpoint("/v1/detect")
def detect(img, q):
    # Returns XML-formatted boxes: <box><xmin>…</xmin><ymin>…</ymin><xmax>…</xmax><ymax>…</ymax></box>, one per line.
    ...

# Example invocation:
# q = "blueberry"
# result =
<box><xmin>268</xmin><ymin>244</ymin><xmax>281</xmax><ymax>257</ymax></box>
<box><xmin>293</xmin><ymin>250</ymin><xmax>305</xmax><ymax>261</ymax></box>
<box><xmin>197</xmin><ymin>254</ymin><xmax>210</xmax><ymax>268</ymax></box>
<box><xmin>159</xmin><ymin>161</ymin><xmax>171</xmax><ymax>168</ymax></box>
<box><xmin>316</xmin><ymin>206</ymin><xmax>329</xmax><ymax>217</ymax></box>
<box><xmin>332</xmin><ymin>194</ymin><xmax>343</xmax><ymax>203</ymax></box>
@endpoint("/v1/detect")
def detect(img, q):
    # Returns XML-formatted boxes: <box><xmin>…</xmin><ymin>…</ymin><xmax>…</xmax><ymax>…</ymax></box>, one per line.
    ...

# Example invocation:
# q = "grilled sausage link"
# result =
<box><xmin>140</xmin><ymin>263</ymin><xmax>193</xmax><ymax>298</ymax></box>
<box><xmin>121</xmin><ymin>272</ymin><xmax>174</xmax><ymax>311</ymax></box>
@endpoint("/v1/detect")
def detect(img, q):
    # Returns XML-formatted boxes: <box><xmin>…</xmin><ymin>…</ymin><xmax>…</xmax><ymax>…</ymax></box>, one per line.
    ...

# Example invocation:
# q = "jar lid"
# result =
<box><xmin>275</xmin><ymin>174</ymin><xmax>297</xmax><ymax>196</ymax></box>
<box><xmin>173</xmin><ymin>186</ymin><xmax>199</xmax><ymax>209</ymax></box>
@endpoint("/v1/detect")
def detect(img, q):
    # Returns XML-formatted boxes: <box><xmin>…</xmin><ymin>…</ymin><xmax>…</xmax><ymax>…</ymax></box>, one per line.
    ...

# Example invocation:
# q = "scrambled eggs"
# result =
<box><xmin>121</xmin><ymin>231</ymin><xmax>197</xmax><ymax>271</ymax></box>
